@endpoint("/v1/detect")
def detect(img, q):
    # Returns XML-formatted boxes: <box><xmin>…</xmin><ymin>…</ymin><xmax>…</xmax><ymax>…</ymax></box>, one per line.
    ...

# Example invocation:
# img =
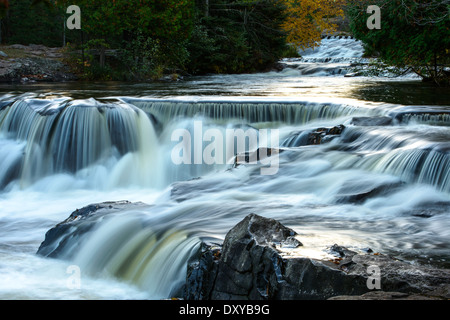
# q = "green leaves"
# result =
<box><xmin>346</xmin><ymin>0</ymin><xmax>450</xmax><ymax>85</ymax></box>
<box><xmin>187</xmin><ymin>0</ymin><xmax>287</xmax><ymax>74</ymax></box>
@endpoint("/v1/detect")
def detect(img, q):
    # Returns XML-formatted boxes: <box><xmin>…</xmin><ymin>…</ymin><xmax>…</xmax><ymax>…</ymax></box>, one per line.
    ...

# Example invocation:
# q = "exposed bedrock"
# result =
<box><xmin>184</xmin><ymin>214</ymin><xmax>450</xmax><ymax>300</ymax></box>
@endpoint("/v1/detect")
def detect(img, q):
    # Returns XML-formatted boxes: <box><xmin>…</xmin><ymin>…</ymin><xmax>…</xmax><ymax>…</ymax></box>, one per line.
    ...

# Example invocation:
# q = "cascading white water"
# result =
<box><xmin>0</xmin><ymin>36</ymin><xmax>448</xmax><ymax>300</ymax></box>
<box><xmin>0</xmin><ymin>97</ymin><xmax>161</xmax><ymax>190</ymax></box>
<box><xmin>299</xmin><ymin>36</ymin><xmax>365</xmax><ymax>62</ymax></box>
<box><xmin>70</xmin><ymin>213</ymin><xmax>202</xmax><ymax>298</ymax></box>
<box><xmin>129</xmin><ymin>98</ymin><xmax>375</xmax><ymax>126</ymax></box>
<box><xmin>283</xmin><ymin>36</ymin><xmax>366</xmax><ymax>76</ymax></box>
<box><xmin>331</xmin><ymin>125</ymin><xmax>450</xmax><ymax>193</ymax></box>
<box><xmin>1</xmin><ymin>97</ymin><xmax>448</xmax><ymax>299</ymax></box>
<box><xmin>0</xmin><ymin>96</ymin><xmax>382</xmax><ymax>191</ymax></box>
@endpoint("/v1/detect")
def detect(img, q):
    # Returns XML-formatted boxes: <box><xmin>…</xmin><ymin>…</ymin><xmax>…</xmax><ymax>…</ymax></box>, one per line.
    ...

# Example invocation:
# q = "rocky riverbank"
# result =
<box><xmin>0</xmin><ymin>44</ymin><xmax>77</xmax><ymax>83</ymax></box>
<box><xmin>184</xmin><ymin>214</ymin><xmax>450</xmax><ymax>300</ymax></box>
<box><xmin>37</xmin><ymin>201</ymin><xmax>450</xmax><ymax>300</ymax></box>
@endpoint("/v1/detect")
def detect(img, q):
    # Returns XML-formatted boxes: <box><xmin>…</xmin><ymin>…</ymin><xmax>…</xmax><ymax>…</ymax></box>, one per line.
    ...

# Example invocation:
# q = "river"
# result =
<box><xmin>0</xmin><ymin>37</ymin><xmax>449</xmax><ymax>299</ymax></box>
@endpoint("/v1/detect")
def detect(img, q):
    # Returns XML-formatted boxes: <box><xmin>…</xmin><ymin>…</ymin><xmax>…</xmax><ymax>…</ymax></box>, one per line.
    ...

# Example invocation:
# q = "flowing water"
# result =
<box><xmin>0</xmin><ymin>37</ymin><xmax>449</xmax><ymax>299</ymax></box>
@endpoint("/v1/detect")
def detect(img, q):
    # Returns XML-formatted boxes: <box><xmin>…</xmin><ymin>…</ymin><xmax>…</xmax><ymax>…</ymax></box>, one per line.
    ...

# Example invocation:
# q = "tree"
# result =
<box><xmin>346</xmin><ymin>0</ymin><xmax>450</xmax><ymax>86</ymax></box>
<box><xmin>0</xmin><ymin>0</ymin><xmax>8</xmax><ymax>18</ymax></box>
<box><xmin>2</xmin><ymin>0</ymin><xmax>65</xmax><ymax>46</ymax></box>
<box><xmin>63</xmin><ymin>0</ymin><xmax>194</xmax><ymax>78</ymax></box>
<box><xmin>187</xmin><ymin>0</ymin><xmax>288</xmax><ymax>74</ymax></box>
<box><xmin>282</xmin><ymin>0</ymin><xmax>346</xmax><ymax>50</ymax></box>
<box><xmin>0</xmin><ymin>0</ymin><xmax>8</xmax><ymax>43</ymax></box>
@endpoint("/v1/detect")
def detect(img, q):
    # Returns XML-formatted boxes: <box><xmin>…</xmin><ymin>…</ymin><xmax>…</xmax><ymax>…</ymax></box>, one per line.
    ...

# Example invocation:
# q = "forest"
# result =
<box><xmin>0</xmin><ymin>0</ymin><xmax>448</xmax><ymax>84</ymax></box>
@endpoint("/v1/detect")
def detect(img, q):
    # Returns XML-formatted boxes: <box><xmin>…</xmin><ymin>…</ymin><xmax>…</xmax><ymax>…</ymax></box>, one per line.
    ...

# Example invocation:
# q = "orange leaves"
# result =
<box><xmin>281</xmin><ymin>0</ymin><xmax>345</xmax><ymax>50</ymax></box>
<box><xmin>0</xmin><ymin>0</ymin><xmax>9</xmax><ymax>18</ymax></box>
<box><xmin>0</xmin><ymin>0</ymin><xmax>8</xmax><ymax>9</ymax></box>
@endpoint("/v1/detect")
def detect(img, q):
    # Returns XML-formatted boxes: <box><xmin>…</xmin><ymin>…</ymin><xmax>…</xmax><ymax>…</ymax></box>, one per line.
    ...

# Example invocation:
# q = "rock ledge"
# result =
<box><xmin>184</xmin><ymin>214</ymin><xmax>450</xmax><ymax>300</ymax></box>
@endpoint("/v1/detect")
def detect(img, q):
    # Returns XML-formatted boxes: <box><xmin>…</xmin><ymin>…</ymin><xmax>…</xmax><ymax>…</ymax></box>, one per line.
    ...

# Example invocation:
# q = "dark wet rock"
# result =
<box><xmin>307</xmin><ymin>125</ymin><xmax>345</xmax><ymax>145</ymax></box>
<box><xmin>269</xmin><ymin>62</ymin><xmax>288</xmax><ymax>72</ymax></box>
<box><xmin>185</xmin><ymin>214</ymin><xmax>302</xmax><ymax>300</ymax></box>
<box><xmin>350</xmin><ymin>116</ymin><xmax>393</xmax><ymax>126</ymax></box>
<box><xmin>184</xmin><ymin>242</ymin><xmax>222</xmax><ymax>300</ymax></box>
<box><xmin>234</xmin><ymin>147</ymin><xmax>283</xmax><ymax>167</ymax></box>
<box><xmin>334</xmin><ymin>179</ymin><xmax>404</xmax><ymax>204</ymax></box>
<box><xmin>282</xmin><ymin>125</ymin><xmax>345</xmax><ymax>147</ymax></box>
<box><xmin>409</xmin><ymin>201</ymin><xmax>450</xmax><ymax>218</ymax></box>
<box><xmin>185</xmin><ymin>214</ymin><xmax>450</xmax><ymax>300</ymax></box>
<box><xmin>36</xmin><ymin>201</ymin><xmax>148</xmax><ymax>259</ymax></box>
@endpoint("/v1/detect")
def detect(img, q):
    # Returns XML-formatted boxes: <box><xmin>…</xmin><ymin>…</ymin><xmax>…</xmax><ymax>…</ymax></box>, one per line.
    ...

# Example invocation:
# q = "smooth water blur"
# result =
<box><xmin>0</xmin><ymin>38</ymin><xmax>449</xmax><ymax>299</ymax></box>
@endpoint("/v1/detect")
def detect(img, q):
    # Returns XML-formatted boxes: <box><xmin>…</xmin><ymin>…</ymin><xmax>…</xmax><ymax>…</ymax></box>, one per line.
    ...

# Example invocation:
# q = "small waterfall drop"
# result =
<box><xmin>0</xmin><ymin>98</ymin><xmax>161</xmax><ymax>190</ymax></box>
<box><xmin>71</xmin><ymin>213</ymin><xmax>201</xmax><ymax>299</ymax></box>
<box><xmin>128</xmin><ymin>98</ymin><xmax>377</xmax><ymax>126</ymax></box>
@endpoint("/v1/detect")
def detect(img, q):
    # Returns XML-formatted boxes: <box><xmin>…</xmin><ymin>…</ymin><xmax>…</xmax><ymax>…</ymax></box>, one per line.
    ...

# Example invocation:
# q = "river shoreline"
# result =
<box><xmin>0</xmin><ymin>44</ymin><xmax>77</xmax><ymax>83</ymax></box>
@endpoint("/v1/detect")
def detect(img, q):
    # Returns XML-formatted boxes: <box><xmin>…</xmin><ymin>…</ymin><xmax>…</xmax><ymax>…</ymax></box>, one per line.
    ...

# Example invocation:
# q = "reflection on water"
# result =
<box><xmin>1</xmin><ymin>74</ymin><xmax>449</xmax><ymax>106</ymax></box>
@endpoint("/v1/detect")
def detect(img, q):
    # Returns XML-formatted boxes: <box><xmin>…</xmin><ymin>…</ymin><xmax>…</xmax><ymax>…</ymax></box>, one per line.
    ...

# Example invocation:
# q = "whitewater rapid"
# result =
<box><xmin>0</xmin><ymin>37</ymin><xmax>449</xmax><ymax>300</ymax></box>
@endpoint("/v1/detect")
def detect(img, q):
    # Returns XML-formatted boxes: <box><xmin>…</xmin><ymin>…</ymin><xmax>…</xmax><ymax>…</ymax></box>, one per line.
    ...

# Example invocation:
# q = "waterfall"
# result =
<box><xmin>298</xmin><ymin>36</ymin><xmax>365</xmax><ymax>62</ymax></box>
<box><xmin>1</xmin><ymin>96</ymin><xmax>448</xmax><ymax>193</ymax></box>
<box><xmin>1</xmin><ymin>60</ymin><xmax>449</xmax><ymax>299</ymax></box>
<box><xmin>387</xmin><ymin>106</ymin><xmax>450</xmax><ymax>127</ymax></box>
<box><xmin>332</xmin><ymin>125</ymin><xmax>450</xmax><ymax>193</ymax></box>
<box><xmin>0</xmin><ymin>96</ymin><xmax>381</xmax><ymax>191</ymax></box>
<box><xmin>127</xmin><ymin>99</ymin><xmax>376</xmax><ymax>126</ymax></box>
<box><xmin>351</xmin><ymin>146</ymin><xmax>450</xmax><ymax>193</ymax></box>
<box><xmin>72</xmin><ymin>213</ymin><xmax>201</xmax><ymax>299</ymax></box>
<box><xmin>281</xmin><ymin>36</ymin><xmax>366</xmax><ymax>76</ymax></box>
<box><xmin>0</xmin><ymin>98</ymin><xmax>160</xmax><ymax>190</ymax></box>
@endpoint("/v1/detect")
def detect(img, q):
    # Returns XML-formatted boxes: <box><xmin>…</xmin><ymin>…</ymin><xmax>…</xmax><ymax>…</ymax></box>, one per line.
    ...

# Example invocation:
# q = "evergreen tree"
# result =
<box><xmin>187</xmin><ymin>0</ymin><xmax>288</xmax><ymax>74</ymax></box>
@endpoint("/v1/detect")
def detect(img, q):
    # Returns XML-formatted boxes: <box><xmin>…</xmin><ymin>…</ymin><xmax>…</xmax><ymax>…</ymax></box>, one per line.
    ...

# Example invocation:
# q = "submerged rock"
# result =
<box><xmin>234</xmin><ymin>147</ymin><xmax>283</xmax><ymax>167</ymax></box>
<box><xmin>350</xmin><ymin>116</ymin><xmax>393</xmax><ymax>126</ymax></box>
<box><xmin>334</xmin><ymin>179</ymin><xmax>404</xmax><ymax>204</ymax></box>
<box><xmin>282</xmin><ymin>125</ymin><xmax>345</xmax><ymax>147</ymax></box>
<box><xmin>185</xmin><ymin>214</ymin><xmax>450</xmax><ymax>300</ymax></box>
<box><xmin>36</xmin><ymin>201</ymin><xmax>148</xmax><ymax>259</ymax></box>
<box><xmin>307</xmin><ymin>125</ymin><xmax>345</xmax><ymax>145</ymax></box>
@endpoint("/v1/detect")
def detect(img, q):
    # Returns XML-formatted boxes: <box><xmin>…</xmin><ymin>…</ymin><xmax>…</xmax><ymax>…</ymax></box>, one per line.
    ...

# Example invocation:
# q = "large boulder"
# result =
<box><xmin>185</xmin><ymin>214</ymin><xmax>450</xmax><ymax>300</ymax></box>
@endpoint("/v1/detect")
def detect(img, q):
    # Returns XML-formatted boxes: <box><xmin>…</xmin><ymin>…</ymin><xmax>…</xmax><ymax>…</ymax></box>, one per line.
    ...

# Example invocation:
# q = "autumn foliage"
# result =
<box><xmin>1</xmin><ymin>0</ymin><xmax>350</xmax><ymax>78</ymax></box>
<box><xmin>281</xmin><ymin>0</ymin><xmax>345</xmax><ymax>49</ymax></box>
<box><xmin>0</xmin><ymin>0</ymin><xmax>9</xmax><ymax>18</ymax></box>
